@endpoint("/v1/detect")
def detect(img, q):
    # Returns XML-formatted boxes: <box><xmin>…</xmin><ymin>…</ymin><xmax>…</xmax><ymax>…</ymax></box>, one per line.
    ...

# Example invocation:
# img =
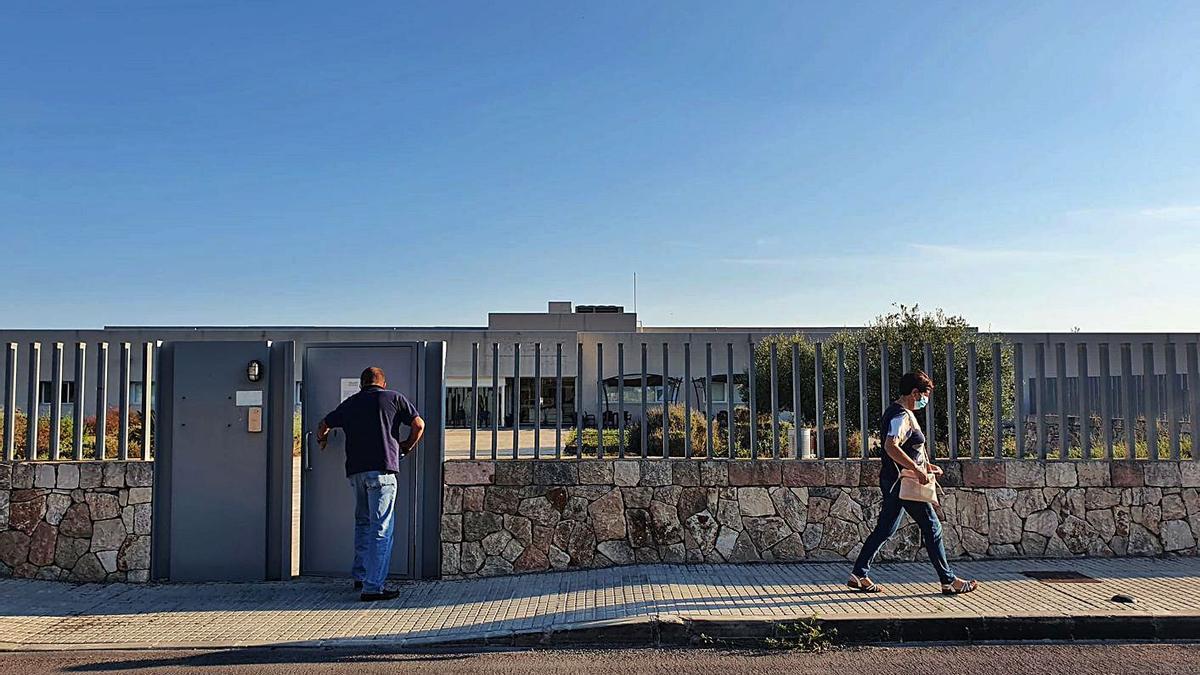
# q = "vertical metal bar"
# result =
<box><xmin>836</xmin><ymin>343</ymin><xmax>846</xmax><ymax>459</ymax></box>
<box><xmin>946</xmin><ymin>343</ymin><xmax>957</xmax><ymax>460</ymax></box>
<box><xmin>1122</xmin><ymin>343</ymin><xmax>1136</xmax><ymax>461</ymax></box>
<box><xmin>596</xmin><ymin>343</ymin><xmax>604</xmax><ymax>459</ymax></box>
<box><xmin>792</xmin><ymin>343</ymin><xmax>802</xmax><ymax>460</ymax></box>
<box><xmin>1099</xmin><ymin>343</ymin><xmax>1113</xmax><ymax>460</ymax></box>
<box><xmin>1188</xmin><ymin>343</ymin><xmax>1199</xmax><ymax>462</ymax></box>
<box><xmin>1056</xmin><ymin>343</ymin><xmax>1068</xmax><ymax>460</ymax></box>
<box><xmin>140</xmin><ymin>341</ymin><xmax>153</xmax><ymax>460</ymax></box>
<box><xmin>968</xmin><ymin>343</ymin><xmax>979</xmax><ymax>459</ymax></box>
<box><xmin>685</xmin><ymin>342</ymin><xmax>693</xmax><ymax>459</ymax></box>
<box><xmin>1035</xmin><ymin>343</ymin><xmax>1047</xmax><ymax>459</ymax></box>
<box><xmin>747</xmin><ymin>339</ymin><xmax>756</xmax><ymax>458</ymax></box>
<box><xmin>662</xmin><ymin>343</ymin><xmax>670</xmax><ymax>458</ymax></box>
<box><xmin>577</xmin><ymin>343</ymin><xmax>585</xmax><ymax>459</ymax></box>
<box><xmin>991</xmin><ymin>342</ymin><xmax>1002</xmax><ymax>460</ymax></box>
<box><xmin>857</xmin><ymin>343</ymin><xmax>867</xmax><ymax>462</ymax></box>
<box><xmin>470</xmin><ymin>343</ymin><xmax>478</xmax><ymax>460</ymax></box>
<box><xmin>50</xmin><ymin>342</ymin><xmax>64</xmax><ymax>461</ymax></box>
<box><xmin>1144</xmin><ymin>343</ymin><xmax>1159</xmax><ymax>461</ymax></box>
<box><xmin>815</xmin><ymin>342</ymin><xmax>825</xmax><ymax>460</ymax></box>
<box><xmin>119</xmin><ymin>342</ymin><xmax>131</xmax><ymax>461</ymax></box>
<box><xmin>71</xmin><ymin>341</ymin><xmax>90</xmax><ymax>456</ymax></box>
<box><xmin>618</xmin><ymin>343</ymin><xmax>626</xmax><ymax>458</ymax></box>
<box><xmin>1166</xmin><ymin>343</ymin><xmax>1180</xmax><ymax>461</ymax></box>
<box><xmin>26</xmin><ymin>342</ymin><xmax>41</xmax><ymax>461</ymax></box>
<box><xmin>95</xmin><ymin>342</ymin><xmax>108</xmax><ymax>460</ymax></box>
<box><xmin>534</xmin><ymin>343</ymin><xmax>541</xmax><ymax>459</ymax></box>
<box><xmin>555</xmin><ymin>343</ymin><xmax>563</xmax><ymax>459</ymax></box>
<box><xmin>770</xmin><ymin>342</ymin><xmax>779</xmax><ymax>460</ymax></box>
<box><xmin>1014</xmin><ymin>343</ymin><xmax>1026</xmax><ymax>460</ymax></box>
<box><xmin>491</xmin><ymin>343</ymin><xmax>499</xmax><ymax>460</ymax></box>
<box><xmin>1078</xmin><ymin>343</ymin><xmax>1092</xmax><ymax>460</ymax></box>
<box><xmin>901</xmin><ymin>343</ymin><xmax>911</xmax><ymax>373</ymax></box>
<box><xmin>880</xmin><ymin>344</ymin><xmax>891</xmax><ymax>414</ymax></box>
<box><xmin>726</xmin><ymin>343</ymin><xmax>735</xmax><ymax>459</ymax></box>
<box><xmin>924</xmin><ymin>344</ymin><xmax>936</xmax><ymax>457</ymax></box>
<box><xmin>641</xmin><ymin>343</ymin><xmax>649</xmax><ymax>459</ymax></box>
<box><xmin>512</xmin><ymin>342</ymin><xmax>520</xmax><ymax>459</ymax></box>
<box><xmin>3</xmin><ymin>343</ymin><xmax>16</xmax><ymax>461</ymax></box>
<box><xmin>706</xmin><ymin>343</ymin><xmax>714</xmax><ymax>459</ymax></box>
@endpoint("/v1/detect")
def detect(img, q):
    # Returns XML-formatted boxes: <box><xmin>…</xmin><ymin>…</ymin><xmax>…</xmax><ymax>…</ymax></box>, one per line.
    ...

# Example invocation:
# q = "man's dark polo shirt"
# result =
<box><xmin>323</xmin><ymin>386</ymin><xmax>420</xmax><ymax>477</ymax></box>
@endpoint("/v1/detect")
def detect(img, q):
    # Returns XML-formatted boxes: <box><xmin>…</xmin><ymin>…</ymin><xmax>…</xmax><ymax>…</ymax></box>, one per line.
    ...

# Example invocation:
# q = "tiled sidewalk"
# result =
<box><xmin>1</xmin><ymin>557</ymin><xmax>1198</xmax><ymax>649</ymax></box>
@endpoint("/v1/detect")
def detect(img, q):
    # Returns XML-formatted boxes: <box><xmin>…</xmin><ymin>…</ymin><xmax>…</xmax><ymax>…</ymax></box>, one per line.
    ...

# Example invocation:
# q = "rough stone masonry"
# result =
<box><xmin>441</xmin><ymin>459</ymin><xmax>1200</xmax><ymax>578</ymax></box>
<box><xmin>0</xmin><ymin>461</ymin><xmax>153</xmax><ymax>582</ymax></box>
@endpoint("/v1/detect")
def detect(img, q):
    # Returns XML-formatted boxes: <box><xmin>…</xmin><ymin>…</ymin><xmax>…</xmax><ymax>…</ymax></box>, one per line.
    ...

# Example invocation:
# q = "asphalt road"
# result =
<box><xmin>1</xmin><ymin>644</ymin><xmax>1198</xmax><ymax>675</ymax></box>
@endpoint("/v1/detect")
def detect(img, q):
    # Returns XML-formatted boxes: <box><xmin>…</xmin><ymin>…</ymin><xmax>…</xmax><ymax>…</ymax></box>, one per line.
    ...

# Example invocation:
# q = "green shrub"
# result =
<box><xmin>563</xmin><ymin>428</ymin><xmax>627</xmax><ymax>455</ymax></box>
<box><xmin>721</xmin><ymin>407</ymin><xmax>794</xmax><ymax>458</ymax></box>
<box><xmin>626</xmin><ymin>404</ymin><xmax>726</xmax><ymax>457</ymax></box>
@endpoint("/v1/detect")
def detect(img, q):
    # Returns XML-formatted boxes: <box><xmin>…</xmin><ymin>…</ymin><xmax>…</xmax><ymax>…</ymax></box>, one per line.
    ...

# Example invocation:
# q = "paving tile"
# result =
<box><xmin>1</xmin><ymin>557</ymin><xmax>1199</xmax><ymax>647</ymax></box>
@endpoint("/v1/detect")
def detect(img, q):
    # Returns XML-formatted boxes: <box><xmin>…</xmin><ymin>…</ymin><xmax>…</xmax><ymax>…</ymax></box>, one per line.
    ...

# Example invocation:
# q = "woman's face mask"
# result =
<box><xmin>915</xmin><ymin>393</ymin><xmax>929</xmax><ymax>410</ymax></box>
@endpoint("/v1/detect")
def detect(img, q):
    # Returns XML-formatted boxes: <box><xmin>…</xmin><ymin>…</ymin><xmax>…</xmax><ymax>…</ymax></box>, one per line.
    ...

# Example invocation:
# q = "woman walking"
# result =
<box><xmin>848</xmin><ymin>370</ymin><xmax>978</xmax><ymax>595</ymax></box>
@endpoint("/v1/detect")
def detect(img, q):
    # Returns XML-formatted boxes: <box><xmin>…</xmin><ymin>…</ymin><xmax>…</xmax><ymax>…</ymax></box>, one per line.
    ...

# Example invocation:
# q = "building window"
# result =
<box><xmin>38</xmin><ymin>381</ymin><xmax>76</xmax><ymax>405</ymax></box>
<box><xmin>131</xmin><ymin>382</ymin><xmax>143</xmax><ymax>407</ymax></box>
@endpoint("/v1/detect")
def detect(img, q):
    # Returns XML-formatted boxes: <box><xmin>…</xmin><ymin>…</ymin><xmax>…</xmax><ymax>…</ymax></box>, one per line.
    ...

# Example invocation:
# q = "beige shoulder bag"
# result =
<box><xmin>896</xmin><ymin>410</ymin><xmax>939</xmax><ymax>504</ymax></box>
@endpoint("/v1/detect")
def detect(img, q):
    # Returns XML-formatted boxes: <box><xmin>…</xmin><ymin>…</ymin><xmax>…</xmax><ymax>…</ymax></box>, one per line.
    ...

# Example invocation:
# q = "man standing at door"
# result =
<box><xmin>317</xmin><ymin>366</ymin><xmax>425</xmax><ymax>601</ymax></box>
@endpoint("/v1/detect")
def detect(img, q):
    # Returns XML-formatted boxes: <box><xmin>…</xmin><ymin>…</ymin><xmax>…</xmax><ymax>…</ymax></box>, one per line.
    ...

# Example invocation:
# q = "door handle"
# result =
<box><xmin>303</xmin><ymin>431</ymin><xmax>313</xmax><ymax>471</ymax></box>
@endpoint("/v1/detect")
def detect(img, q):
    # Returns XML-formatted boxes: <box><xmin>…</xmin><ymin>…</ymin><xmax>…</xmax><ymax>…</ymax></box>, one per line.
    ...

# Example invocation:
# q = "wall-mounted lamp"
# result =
<box><xmin>247</xmin><ymin>359</ymin><xmax>264</xmax><ymax>383</ymax></box>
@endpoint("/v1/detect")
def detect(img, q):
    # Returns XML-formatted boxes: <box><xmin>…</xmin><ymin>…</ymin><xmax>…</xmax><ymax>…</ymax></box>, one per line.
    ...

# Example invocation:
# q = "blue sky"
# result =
<box><xmin>3</xmin><ymin>1</ymin><xmax>1199</xmax><ymax>331</ymax></box>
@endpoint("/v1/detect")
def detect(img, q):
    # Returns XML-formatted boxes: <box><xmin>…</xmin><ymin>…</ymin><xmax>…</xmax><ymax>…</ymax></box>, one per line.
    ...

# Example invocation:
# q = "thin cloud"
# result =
<box><xmin>910</xmin><ymin>243</ymin><xmax>1099</xmax><ymax>263</ymax></box>
<box><xmin>1064</xmin><ymin>205</ymin><xmax>1200</xmax><ymax>221</ymax></box>
<box><xmin>1137</xmin><ymin>205</ymin><xmax>1200</xmax><ymax>220</ymax></box>
<box><xmin>718</xmin><ymin>257</ymin><xmax>793</xmax><ymax>266</ymax></box>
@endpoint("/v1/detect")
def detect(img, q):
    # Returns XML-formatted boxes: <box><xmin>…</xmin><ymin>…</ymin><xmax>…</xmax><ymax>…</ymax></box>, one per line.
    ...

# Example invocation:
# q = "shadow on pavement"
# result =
<box><xmin>61</xmin><ymin>647</ymin><xmax>479</xmax><ymax>672</ymax></box>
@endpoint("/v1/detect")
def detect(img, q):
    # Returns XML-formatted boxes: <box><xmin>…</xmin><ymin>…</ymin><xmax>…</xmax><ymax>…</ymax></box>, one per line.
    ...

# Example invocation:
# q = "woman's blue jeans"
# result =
<box><xmin>349</xmin><ymin>470</ymin><xmax>397</xmax><ymax>594</ymax></box>
<box><xmin>852</xmin><ymin>482</ymin><xmax>956</xmax><ymax>585</ymax></box>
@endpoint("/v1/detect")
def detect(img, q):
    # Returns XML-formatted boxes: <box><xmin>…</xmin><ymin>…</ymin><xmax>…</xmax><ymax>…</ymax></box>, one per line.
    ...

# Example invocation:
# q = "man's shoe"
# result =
<box><xmin>360</xmin><ymin>589</ymin><xmax>401</xmax><ymax>602</ymax></box>
<box><xmin>353</xmin><ymin>580</ymin><xmax>363</xmax><ymax>590</ymax></box>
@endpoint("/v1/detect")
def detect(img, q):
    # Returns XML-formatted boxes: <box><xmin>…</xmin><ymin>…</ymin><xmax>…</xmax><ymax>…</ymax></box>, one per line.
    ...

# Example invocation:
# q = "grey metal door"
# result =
<box><xmin>301</xmin><ymin>344</ymin><xmax>421</xmax><ymax>578</ymax></box>
<box><xmin>153</xmin><ymin>340</ymin><xmax>295</xmax><ymax>582</ymax></box>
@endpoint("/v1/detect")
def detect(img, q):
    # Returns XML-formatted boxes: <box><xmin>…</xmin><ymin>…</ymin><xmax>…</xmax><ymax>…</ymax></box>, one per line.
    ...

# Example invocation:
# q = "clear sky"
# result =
<box><xmin>3</xmin><ymin>1</ymin><xmax>1199</xmax><ymax>331</ymax></box>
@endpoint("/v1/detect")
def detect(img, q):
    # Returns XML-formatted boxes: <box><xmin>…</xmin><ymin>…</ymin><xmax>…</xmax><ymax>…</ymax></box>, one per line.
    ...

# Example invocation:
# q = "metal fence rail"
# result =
<box><xmin>461</xmin><ymin>339</ymin><xmax>1198</xmax><ymax>462</ymax></box>
<box><xmin>0</xmin><ymin>340</ymin><xmax>155</xmax><ymax>462</ymax></box>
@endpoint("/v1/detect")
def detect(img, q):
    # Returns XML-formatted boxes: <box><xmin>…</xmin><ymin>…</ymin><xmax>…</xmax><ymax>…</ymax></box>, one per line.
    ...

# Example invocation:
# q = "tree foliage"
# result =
<box><xmin>740</xmin><ymin>305</ymin><xmax>1015</xmax><ymax>458</ymax></box>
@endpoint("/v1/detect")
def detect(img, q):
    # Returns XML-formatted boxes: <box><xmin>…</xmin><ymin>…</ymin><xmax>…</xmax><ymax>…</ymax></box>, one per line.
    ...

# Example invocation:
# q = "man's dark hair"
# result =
<box><xmin>360</xmin><ymin>367</ymin><xmax>386</xmax><ymax>388</ymax></box>
<box><xmin>898</xmin><ymin>370</ymin><xmax>934</xmax><ymax>397</ymax></box>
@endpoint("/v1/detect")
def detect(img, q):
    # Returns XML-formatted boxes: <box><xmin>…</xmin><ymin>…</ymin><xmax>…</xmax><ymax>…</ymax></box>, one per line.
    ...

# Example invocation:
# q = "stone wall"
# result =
<box><xmin>440</xmin><ymin>459</ymin><xmax>1200</xmax><ymax>578</ymax></box>
<box><xmin>0</xmin><ymin>462</ymin><xmax>153</xmax><ymax>582</ymax></box>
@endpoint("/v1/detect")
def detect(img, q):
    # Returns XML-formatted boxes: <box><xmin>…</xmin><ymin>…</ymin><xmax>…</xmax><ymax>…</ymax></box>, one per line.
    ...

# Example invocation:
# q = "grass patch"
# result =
<box><xmin>763</xmin><ymin>618</ymin><xmax>836</xmax><ymax>652</ymax></box>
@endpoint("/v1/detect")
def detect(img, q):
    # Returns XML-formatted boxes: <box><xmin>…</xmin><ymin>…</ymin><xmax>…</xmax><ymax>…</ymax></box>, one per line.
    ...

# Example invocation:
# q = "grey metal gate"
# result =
<box><xmin>153</xmin><ymin>340</ymin><xmax>295</xmax><ymax>582</ymax></box>
<box><xmin>301</xmin><ymin>342</ymin><xmax>444</xmax><ymax>580</ymax></box>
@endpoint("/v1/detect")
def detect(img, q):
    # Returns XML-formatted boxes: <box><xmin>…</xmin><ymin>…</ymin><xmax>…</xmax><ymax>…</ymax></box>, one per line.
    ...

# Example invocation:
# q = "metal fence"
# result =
<box><xmin>462</xmin><ymin>339</ymin><xmax>1200</xmax><ymax>462</ymax></box>
<box><xmin>5</xmin><ymin>335</ymin><xmax>1197</xmax><ymax>464</ymax></box>
<box><xmin>2</xmin><ymin>341</ymin><xmax>155</xmax><ymax>461</ymax></box>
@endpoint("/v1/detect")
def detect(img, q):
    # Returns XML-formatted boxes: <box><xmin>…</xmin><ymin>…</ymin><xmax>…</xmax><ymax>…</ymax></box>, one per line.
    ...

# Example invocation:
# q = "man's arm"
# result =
<box><xmin>318</xmin><ymin>402</ymin><xmax>348</xmax><ymax>450</ymax></box>
<box><xmin>399</xmin><ymin>416</ymin><xmax>425</xmax><ymax>456</ymax></box>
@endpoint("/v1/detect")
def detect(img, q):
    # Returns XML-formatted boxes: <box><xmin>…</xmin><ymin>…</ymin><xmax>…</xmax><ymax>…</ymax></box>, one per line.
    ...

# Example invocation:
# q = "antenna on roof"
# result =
<box><xmin>633</xmin><ymin>272</ymin><xmax>637</xmax><ymax>315</ymax></box>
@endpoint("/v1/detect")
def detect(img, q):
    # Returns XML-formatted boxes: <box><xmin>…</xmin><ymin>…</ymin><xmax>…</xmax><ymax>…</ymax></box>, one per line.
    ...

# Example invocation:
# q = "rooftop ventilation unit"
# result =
<box><xmin>575</xmin><ymin>305</ymin><xmax>624</xmax><ymax>314</ymax></box>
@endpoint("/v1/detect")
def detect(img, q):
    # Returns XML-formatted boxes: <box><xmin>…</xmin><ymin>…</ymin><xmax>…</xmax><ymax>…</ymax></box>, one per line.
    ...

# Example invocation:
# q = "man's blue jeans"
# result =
<box><xmin>349</xmin><ymin>470</ymin><xmax>397</xmax><ymax>594</ymax></box>
<box><xmin>852</xmin><ymin>481</ymin><xmax>956</xmax><ymax>585</ymax></box>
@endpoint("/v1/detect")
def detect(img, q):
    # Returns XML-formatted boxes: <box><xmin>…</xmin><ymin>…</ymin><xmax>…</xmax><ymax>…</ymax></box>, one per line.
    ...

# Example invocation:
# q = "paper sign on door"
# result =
<box><xmin>339</xmin><ymin>378</ymin><xmax>360</xmax><ymax>403</ymax></box>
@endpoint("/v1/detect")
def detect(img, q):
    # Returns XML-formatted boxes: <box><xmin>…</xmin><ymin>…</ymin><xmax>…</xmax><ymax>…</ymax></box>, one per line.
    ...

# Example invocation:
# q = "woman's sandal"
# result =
<box><xmin>847</xmin><ymin>574</ymin><xmax>883</xmax><ymax>593</ymax></box>
<box><xmin>941</xmin><ymin>578</ymin><xmax>978</xmax><ymax>595</ymax></box>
